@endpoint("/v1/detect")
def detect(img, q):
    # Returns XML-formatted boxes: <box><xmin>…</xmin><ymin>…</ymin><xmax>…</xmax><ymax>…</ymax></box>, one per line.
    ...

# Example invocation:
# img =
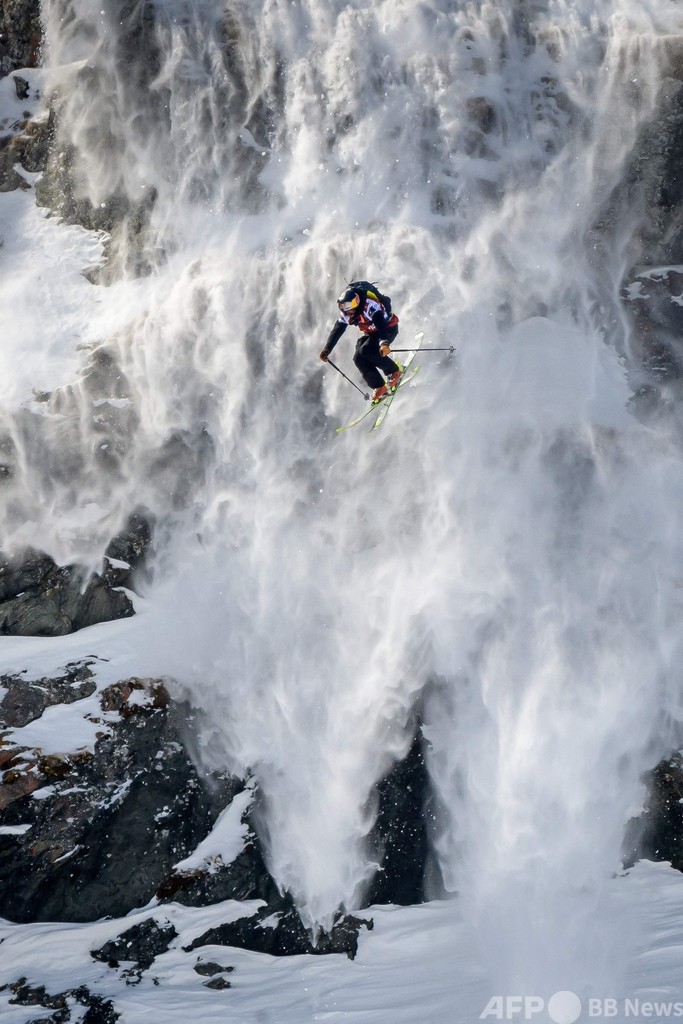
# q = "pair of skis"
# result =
<box><xmin>336</xmin><ymin>332</ymin><xmax>424</xmax><ymax>434</ymax></box>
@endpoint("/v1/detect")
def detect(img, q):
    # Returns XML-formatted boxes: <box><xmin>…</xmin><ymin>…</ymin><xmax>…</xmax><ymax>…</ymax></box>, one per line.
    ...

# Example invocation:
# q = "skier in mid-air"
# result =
<box><xmin>319</xmin><ymin>281</ymin><xmax>402</xmax><ymax>402</ymax></box>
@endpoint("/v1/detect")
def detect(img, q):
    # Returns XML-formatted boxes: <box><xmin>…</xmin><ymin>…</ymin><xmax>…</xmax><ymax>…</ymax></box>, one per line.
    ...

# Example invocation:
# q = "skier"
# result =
<box><xmin>319</xmin><ymin>281</ymin><xmax>401</xmax><ymax>402</ymax></box>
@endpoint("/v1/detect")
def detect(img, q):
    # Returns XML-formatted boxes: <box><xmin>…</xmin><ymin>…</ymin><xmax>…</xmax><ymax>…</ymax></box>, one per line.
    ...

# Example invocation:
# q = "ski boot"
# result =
<box><xmin>386</xmin><ymin>369</ymin><xmax>403</xmax><ymax>392</ymax></box>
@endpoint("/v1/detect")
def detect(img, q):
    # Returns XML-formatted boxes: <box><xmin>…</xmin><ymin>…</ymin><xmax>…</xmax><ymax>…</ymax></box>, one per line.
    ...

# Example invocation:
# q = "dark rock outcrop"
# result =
<box><xmin>201</xmin><ymin>975</ymin><xmax>232</xmax><ymax>991</ymax></box>
<box><xmin>155</xmin><ymin>831</ymin><xmax>277</xmax><ymax>908</ymax></box>
<box><xmin>88</xmin><ymin>918</ymin><xmax>237</xmax><ymax>990</ymax></box>
<box><xmin>0</xmin><ymin>70</ymin><xmax>49</xmax><ymax>193</ymax></box>
<box><xmin>0</xmin><ymin>550</ymin><xmax>134</xmax><ymax>636</ymax></box>
<box><xmin>0</xmin><ymin>0</ymin><xmax>41</xmax><ymax>76</ymax></box>
<box><xmin>612</xmin><ymin>49</ymin><xmax>683</xmax><ymax>387</ymax></box>
<box><xmin>633</xmin><ymin>51</ymin><xmax>683</xmax><ymax>266</ymax></box>
<box><xmin>192</xmin><ymin>961</ymin><xmax>234</xmax><ymax>977</ymax></box>
<box><xmin>7</xmin><ymin>977</ymin><xmax>119</xmax><ymax>1023</ymax></box>
<box><xmin>0</xmin><ymin>674</ymin><xmax>245</xmax><ymax>923</ymax></box>
<box><xmin>0</xmin><ymin>512</ymin><xmax>153</xmax><ymax>637</ymax></box>
<box><xmin>0</xmin><ymin>663</ymin><xmax>435</xmax><ymax>960</ymax></box>
<box><xmin>624</xmin><ymin>752</ymin><xmax>683</xmax><ymax>872</ymax></box>
<box><xmin>0</xmin><ymin>660</ymin><xmax>97</xmax><ymax>730</ymax></box>
<box><xmin>622</xmin><ymin>267</ymin><xmax>683</xmax><ymax>382</ymax></box>
<box><xmin>0</xmin><ymin>133</ymin><xmax>32</xmax><ymax>192</ymax></box>
<box><xmin>91</xmin><ymin>917</ymin><xmax>178</xmax><ymax>976</ymax></box>
<box><xmin>0</xmin><ymin>99</ymin><xmax>53</xmax><ymax>185</ymax></box>
<box><xmin>102</xmin><ymin>511</ymin><xmax>154</xmax><ymax>591</ymax></box>
<box><xmin>0</xmin><ymin>0</ymin><xmax>47</xmax><ymax>193</ymax></box>
<box><xmin>365</xmin><ymin>729</ymin><xmax>432</xmax><ymax>907</ymax></box>
<box><xmin>183</xmin><ymin>901</ymin><xmax>373</xmax><ymax>960</ymax></box>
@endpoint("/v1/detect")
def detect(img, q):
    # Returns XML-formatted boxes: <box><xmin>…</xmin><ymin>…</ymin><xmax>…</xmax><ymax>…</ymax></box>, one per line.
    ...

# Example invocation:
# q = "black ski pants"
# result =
<box><xmin>353</xmin><ymin>326</ymin><xmax>399</xmax><ymax>389</ymax></box>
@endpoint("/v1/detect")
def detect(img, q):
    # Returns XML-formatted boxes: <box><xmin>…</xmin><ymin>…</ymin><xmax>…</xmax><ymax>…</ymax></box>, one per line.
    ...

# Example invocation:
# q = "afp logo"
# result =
<box><xmin>480</xmin><ymin>991</ymin><xmax>582</xmax><ymax>1023</ymax></box>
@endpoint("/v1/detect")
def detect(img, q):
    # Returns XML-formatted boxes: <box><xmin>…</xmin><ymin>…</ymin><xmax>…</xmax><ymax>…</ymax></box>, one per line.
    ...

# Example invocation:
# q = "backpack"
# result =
<box><xmin>348</xmin><ymin>280</ymin><xmax>392</xmax><ymax>315</ymax></box>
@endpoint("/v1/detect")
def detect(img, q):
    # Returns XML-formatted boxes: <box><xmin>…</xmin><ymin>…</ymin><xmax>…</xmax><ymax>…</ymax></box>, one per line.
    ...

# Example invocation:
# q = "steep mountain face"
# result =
<box><xmin>0</xmin><ymin>514</ymin><xmax>150</xmax><ymax>636</ymax></box>
<box><xmin>1</xmin><ymin>662</ymin><xmax>429</xmax><ymax>950</ymax></box>
<box><xmin>2</xmin><ymin>0</ymin><xmax>683</xmax><ymax>1018</ymax></box>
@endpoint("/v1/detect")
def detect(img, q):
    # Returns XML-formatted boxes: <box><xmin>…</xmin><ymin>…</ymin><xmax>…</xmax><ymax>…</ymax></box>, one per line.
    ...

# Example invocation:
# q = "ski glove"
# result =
<box><xmin>319</xmin><ymin>348</ymin><xmax>329</xmax><ymax>362</ymax></box>
<box><xmin>379</xmin><ymin>343</ymin><xmax>391</xmax><ymax>357</ymax></box>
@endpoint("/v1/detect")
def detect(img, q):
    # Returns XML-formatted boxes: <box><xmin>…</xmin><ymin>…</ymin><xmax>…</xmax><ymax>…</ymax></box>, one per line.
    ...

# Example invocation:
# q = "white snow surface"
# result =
<box><xmin>0</xmin><ymin>823</ymin><xmax>32</xmax><ymax>836</ymax></box>
<box><xmin>2</xmin><ymin>0</ymin><xmax>683</xmax><ymax>1019</ymax></box>
<box><xmin>1</xmin><ymin>861</ymin><xmax>683</xmax><ymax>1023</ymax></box>
<box><xmin>173</xmin><ymin>785</ymin><xmax>254</xmax><ymax>874</ymax></box>
<box><xmin>4</xmin><ymin>690</ymin><xmax>106</xmax><ymax>754</ymax></box>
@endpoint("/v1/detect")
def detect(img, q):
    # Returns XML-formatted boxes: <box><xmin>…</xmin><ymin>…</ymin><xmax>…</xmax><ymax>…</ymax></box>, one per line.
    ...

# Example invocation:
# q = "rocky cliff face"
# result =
<box><xmin>0</xmin><ymin>658</ymin><xmax>430</xmax><ymax>969</ymax></box>
<box><xmin>0</xmin><ymin>513</ymin><xmax>151</xmax><ymax>637</ymax></box>
<box><xmin>624</xmin><ymin>754</ymin><xmax>683</xmax><ymax>868</ymax></box>
<box><xmin>617</xmin><ymin>43</ymin><xmax>683</xmax><ymax>402</ymax></box>
<box><xmin>0</xmin><ymin>0</ymin><xmax>41</xmax><ymax>75</ymax></box>
<box><xmin>0</xmin><ymin>0</ymin><xmax>46</xmax><ymax>193</ymax></box>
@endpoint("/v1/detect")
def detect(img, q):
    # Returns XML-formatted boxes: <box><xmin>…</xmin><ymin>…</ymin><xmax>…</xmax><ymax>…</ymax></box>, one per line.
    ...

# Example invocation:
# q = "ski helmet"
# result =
<box><xmin>338</xmin><ymin>289</ymin><xmax>361</xmax><ymax>315</ymax></box>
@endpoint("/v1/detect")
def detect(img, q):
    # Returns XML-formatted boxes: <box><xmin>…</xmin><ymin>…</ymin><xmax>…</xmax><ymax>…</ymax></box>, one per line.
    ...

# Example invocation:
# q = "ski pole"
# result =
<box><xmin>390</xmin><ymin>345</ymin><xmax>456</xmax><ymax>353</ymax></box>
<box><xmin>326</xmin><ymin>358</ymin><xmax>370</xmax><ymax>401</ymax></box>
